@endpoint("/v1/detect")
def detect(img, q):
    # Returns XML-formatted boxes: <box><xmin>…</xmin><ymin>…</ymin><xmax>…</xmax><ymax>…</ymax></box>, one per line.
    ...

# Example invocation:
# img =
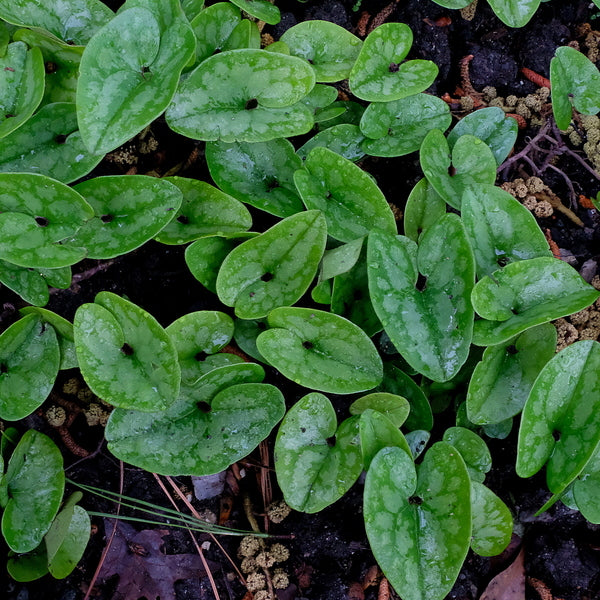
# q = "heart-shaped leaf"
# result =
<box><xmin>403</xmin><ymin>178</ymin><xmax>446</xmax><ymax>242</ymax></box>
<box><xmin>166</xmin><ymin>49</ymin><xmax>315</xmax><ymax>142</ymax></box>
<box><xmin>77</xmin><ymin>0</ymin><xmax>195</xmax><ymax>154</ymax></box>
<box><xmin>359</xmin><ymin>409</ymin><xmax>411</xmax><ymax>468</ymax></box>
<box><xmin>189</xmin><ymin>2</ymin><xmax>240</xmax><ymax>65</ymax></box>
<box><xmin>67</xmin><ymin>175</ymin><xmax>183</xmax><ymax>258</ymax></box>
<box><xmin>550</xmin><ymin>45</ymin><xmax>600</xmax><ymax>130</ymax></box>
<box><xmin>7</xmin><ymin>545</ymin><xmax>49</xmax><ymax>582</ymax></box>
<box><xmin>470</xmin><ymin>481</ymin><xmax>513</xmax><ymax>557</ymax></box>
<box><xmin>517</xmin><ymin>340</ymin><xmax>600</xmax><ymax>497</ymax></box>
<box><xmin>206</xmin><ymin>138</ymin><xmax>303</xmax><ymax>217</ymax></box>
<box><xmin>0</xmin><ymin>0</ymin><xmax>113</xmax><ymax>45</ymax></box>
<box><xmin>442</xmin><ymin>427</ymin><xmax>491</xmax><ymax>483</ymax></box>
<box><xmin>297</xmin><ymin>124</ymin><xmax>366</xmax><ymax>162</ymax></box>
<box><xmin>74</xmin><ymin>292</ymin><xmax>181</xmax><ymax>411</ymax></box>
<box><xmin>0</xmin><ymin>102</ymin><xmax>102</xmax><ymax>182</ymax></box>
<box><xmin>0</xmin><ymin>260</ymin><xmax>51</xmax><ymax>306</ymax></box>
<box><xmin>280</xmin><ymin>20</ymin><xmax>362</xmax><ymax>83</ymax></box>
<box><xmin>229</xmin><ymin>0</ymin><xmax>280</xmax><ymax>25</ymax></box>
<box><xmin>154</xmin><ymin>177</ymin><xmax>251</xmax><ymax>245</ymax></box>
<box><xmin>467</xmin><ymin>323</ymin><xmax>556</xmax><ymax>425</ymax></box>
<box><xmin>420</xmin><ymin>129</ymin><xmax>497</xmax><ymax>209</ymax></box>
<box><xmin>216</xmin><ymin>210</ymin><xmax>327</xmax><ymax>319</ymax></box>
<box><xmin>350</xmin><ymin>392</ymin><xmax>410</xmax><ymax>428</ymax></box>
<box><xmin>461</xmin><ymin>184</ymin><xmax>552</xmax><ymax>278</ymax></box>
<box><xmin>0</xmin><ymin>41</ymin><xmax>44</xmax><ymax>140</ymax></box>
<box><xmin>274</xmin><ymin>392</ymin><xmax>363</xmax><ymax>512</ymax></box>
<box><xmin>360</xmin><ymin>93</ymin><xmax>451</xmax><ymax>157</ymax></box>
<box><xmin>364</xmin><ymin>443</ymin><xmax>471</xmax><ymax>600</ymax></box>
<box><xmin>294</xmin><ymin>146</ymin><xmax>397</xmax><ymax>243</ymax></box>
<box><xmin>257</xmin><ymin>307</ymin><xmax>383</xmax><ymax>394</ymax></box>
<box><xmin>349</xmin><ymin>23</ymin><xmax>438</xmax><ymax>102</ymax></box>
<box><xmin>13</xmin><ymin>28</ymin><xmax>84</xmax><ymax>105</ymax></box>
<box><xmin>368</xmin><ymin>214</ymin><xmax>475</xmax><ymax>382</ymax></box>
<box><xmin>472</xmin><ymin>257</ymin><xmax>600</xmax><ymax>346</ymax></box>
<box><xmin>0</xmin><ymin>313</ymin><xmax>60</xmax><ymax>421</ymax></box>
<box><xmin>2</xmin><ymin>430</ymin><xmax>64</xmax><ymax>553</ymax></box>
<box><xmin>447</xmin><ymin>107</ymin><xmax>518</xmax><ymax>165</ymax></box>
<box><xmin>487</xmin><ymin>0</ymin><xmax>542</xmax><ymax>28</ymax></box>
<box><xmin>106</xmin><ymin>363</ymin><xmax>285</xmax><ymax>475</ymax></box>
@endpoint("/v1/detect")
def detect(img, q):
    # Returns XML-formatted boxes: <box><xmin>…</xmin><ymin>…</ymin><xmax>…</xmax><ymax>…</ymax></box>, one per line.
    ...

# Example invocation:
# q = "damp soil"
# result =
<box><xmin>3</xmin><ymin>1</ymin><xmax>600</xmax><ymax>600</ymax></box>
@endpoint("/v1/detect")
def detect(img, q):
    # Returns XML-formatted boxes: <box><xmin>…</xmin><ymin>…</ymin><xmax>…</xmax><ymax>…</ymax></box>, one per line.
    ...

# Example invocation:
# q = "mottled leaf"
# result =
<box><xmin>403</xmin><ymin>178</ymin><xmax>446</xmax><ymax>242</ymax></box>
<box><xmin>470</xmin><ymin>482</ymin><xmax>513</xmax><ymax>557</ymax></box>
<box><xmin>229</xmin><ymin>0</ymin><xmax>279</xmax><ymax>25</ymax></box>
<box><xmin>442</xmin><ymin>427</ymin><xmax>491</xmax><ymax>483</ymax></box>
<box><xmin>297</xmin><ymin>124</ymin><xmax>366</xmax><ymax>162</ymax></box>
<box><xmin>190</xmin><ymin>2</ymin><xmax>240</xmax><ymax>64</ymax></box>
<box><xmin>350</xmin><ymin>392</ymin><xmax>410</xmax><ymax>428</ymax></box>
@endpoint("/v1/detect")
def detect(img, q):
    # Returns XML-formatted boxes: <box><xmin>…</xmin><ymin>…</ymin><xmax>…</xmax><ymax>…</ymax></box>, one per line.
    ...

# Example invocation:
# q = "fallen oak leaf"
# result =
<box><xmin>480</xmin><ymin>548</ymin><xmax>525</xmax><ymax>600</ymax></box>
<box><xmin>96</xmin><ymin>519</ymin><xmax>219</xmax><ymax>600</ymax></box>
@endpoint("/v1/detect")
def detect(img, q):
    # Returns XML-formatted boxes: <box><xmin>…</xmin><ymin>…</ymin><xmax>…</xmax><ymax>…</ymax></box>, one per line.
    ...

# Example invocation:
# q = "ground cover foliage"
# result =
<box><xmin>1</xmin><ymin>0</ymin><xmax>600</xmax><ymax>599</ymax></box>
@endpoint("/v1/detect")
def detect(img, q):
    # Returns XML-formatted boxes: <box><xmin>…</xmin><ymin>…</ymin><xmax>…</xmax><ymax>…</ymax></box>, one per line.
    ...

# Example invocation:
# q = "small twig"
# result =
<box><xmin>544</xmin><ymin>229</ymin><xmax>562</xmax><ymax>259</ymax></box>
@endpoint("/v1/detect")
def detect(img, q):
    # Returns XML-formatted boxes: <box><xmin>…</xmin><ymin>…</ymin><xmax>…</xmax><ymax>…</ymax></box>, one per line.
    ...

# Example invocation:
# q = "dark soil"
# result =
<box><xmin>3</xmin><ymin>1</ymin><xmax>600</xmax><ymax>600</ymax></box>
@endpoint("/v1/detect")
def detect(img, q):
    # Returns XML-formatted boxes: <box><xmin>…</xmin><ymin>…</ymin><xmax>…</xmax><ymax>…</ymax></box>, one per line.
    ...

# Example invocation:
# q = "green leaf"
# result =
<box><xmin>360</xmin><ymin>93</ymin><xmax>451</xmax><ymax>157</ymax></box>
<box><xmin>67</xmin><ymin>175</ymin><xmax>183</xmax><ymax>259</ymax></box>
<box><xmin>377</xmin><ymin>365</ymin><xmax>433</xmax><ymax>431</ymax></box>
<box><xmin>206</xmin><ymin>138</ymin><xmax>304</xmax><ymax>217</ymax></box>
<box><xmin>297</xmin><ymin>124</ymin><xmax>366</xmax><ymax>163</ymax></box>
<box><xmin>0</xmin><ymin>260</ymin><xmax>50</xmax><ymax>306</ymax></box>
<box><xmin>221</xmin><ymin>18</ymin><xmax>260</xmax><ymax>51</ymax></box>
<box><xmin>0</xmin><ymin>0</ymin><xmax>113</xmax><ymax>44</ymax></box>
<box><xmin>368</xmin><ymin>215</ymin><xmax>475</xmax><ymax>382</ymax></box>
<box><xmin>573</xmin><ymin>444</ymin><xmax>600</xmax><ymax>523</ymax></box>
<box><xmin>0</xmin><ymin>173</ymin><xmax>93</xmax><ymax>268</ymax></box>
<box><xmin>442</xmin><ymin>427</ymin><xmax>491</xmax><ymax>483</ymax></box>
<box><xmin>487</xmin><ymin>0</ymin><xmax>541</xmax><ymax>28</ymax></box>
<box><xmin>300</xmin><ymin>83</ymin><xmax>339</xmax><ymax>121</ymax></box>
<box><xmin>274</xmin><ymin>392</ymin><xmax>363</xmax><ymax>512</ymax></box>
<box><xmin>550</xmin><ymin>45</ymin><xmax>600</xmax><ymax>130</ymax></box>
<box><xmin>45</xmin><ymin>493</ymin><xmax>90</xmax><ymax>579</ymax></box>
<box><xmin>7</xmin><ymin>545</ymin><xmax>49</xmax><ymax>582</ymax></box>
<box><xmin>257</xmin><ymin>307</ymin><xmax>383</xmax><ymax>394</ymax></box>
<box><xmin>472</xmin><ymin>257</ymin><xmax>600</xmax><ymax>346</ymax></box>
<box><xmin>349</xmin><ymin>23</ymin><xmax>438</xmax><ymax>102</ymax></box>
<box><xmin>350</xmin><ymin>392</ymin><xmax>410</xmax><ymax>428</ymax></box>
<box><xmin>166</xmin><ymin>49</ymin><xmax>315</xmax><ymax>142</ymax></box>
<box><xmin>470</xmin><ymin>482</ymin><xmax>513</xmax><ymax>557</ymax></box>
<box><xmin>0</xmin><ymin>313</ymin><xmax>60</xmax><ymax>420</ymax></box>
<box><xmin>466</xmin><ymin>323</ymin><xmax>556</xmax><ymax>425</ymax></box>
<box><xmin>181</xmin><ymin>0</ymin><xmax>205</xmax><ymax>21</ymax></box>
<box><xmin>2</xmin><ymin>430</ymin><xmax>65</xmax><ymax>553</ymax></box>
<box><xmin>0</xmin><ymin>102</ymin><xmax>103</xmax><ymax>182</ymax></box>
<box><xmin>0</xmin><ymin>41</ymin><xmax>44</xmax><ymax>140</ymax></box>
<box><xmin>106</xmin><ymin>363</ymin><xmax>285</xmax><ymax>475</ymax></box>
<box><xmin>189</xmin><ymin>2</ymin><xmax>240</xmax><ymax>64</ymax></box>
<box><xmin>12</xmin><ymin>28</ymin><xmax>84</xmax><ymax>105</ymax></box>
<box><xmin>216</xmin><ymin>211</ymin><xmax>327</xmax><ymax>319</ymax></box>
<box><xmin>406</xmin><ymin>430</ymin><xmax>430</xmax><ymax>458</ymax></box>
<box><xmin>233</xmin><ymin>318</ymin><xmax>270</xmax><ymax>365</ymax></box>
<box><xmin>280</xmin><ymin>20</ymin><xmax>362</xmax><ymax>83</ymax></box>
<box><xmin>420</xmin><ymin>129</ymin><xmax>497</xmax><ymax>209</ymax></box>
<box><xmin>229</xmin><ymin>0</ymin><xmax>280</xmax><ymax>25</ymax></box>
<box><xmin>517</xmin><ymin>340</ymin><xmax>600</xmax><ymax>497</ymax></box>
<box><xmin>364</xmin><ymin>443</ymin><xmax>471</xmax><ymax>600</ymax></box>
<box><xmin>403</xmin><ymin>178</ymin><xmax>446</xmax><ymax>242</ymax></box>
<box><xmin>294</xmin><ymin>146</ymin><xmax>397</xmax><ymax>243</ymax></box>
<box><xmin>74</xmin><ymin>292</ymin><xmax>181</xmax><ymax>411</ymax></box>
<box><xmin>154</xmin><ymin>177</ymin><xmax>251</xmax><ymax>245</ymax></box>
<box><xmin>319</xmin><ymin>238</ymin><xmax>364</xmax><ymax>282</ymax></box>
<box><xmin>359</xmin><ymin>409</ymin><xmax>411</xmax><ymax>468</ymax></box>
<box><xmin>77</xmin><ymin>0</ymin><xmax>195</xmax><ymax>154</ymax></box>
<box><xmin>447</xmin><ymin>107</ymin><xmax>518</xmax><ymax>166</ymax></box>
<box><xmin>429</xmin><ymin>0</ymin><xmax>471</xmax><ymax>6</ymax></box>
<box><xmin>461</xmin><ymin>184</ymin><xmax>552</xmax><ymax>278</ymax></box>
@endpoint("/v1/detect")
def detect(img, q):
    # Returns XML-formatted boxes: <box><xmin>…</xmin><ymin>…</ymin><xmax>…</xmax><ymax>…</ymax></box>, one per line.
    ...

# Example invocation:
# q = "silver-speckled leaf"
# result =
<box><xmin>364</xmin><ymin>443</ymin><xmax>471</xmax><ymax>600</ymax></box>
<box><xmin>442</xmin><ymin>427</ymin><xmax>491</xmax><ymax>483</ymax></box>
<box><xmin>166</xmin><ymin>49</ymin><xmax>315</xmax><ymax>142</ymax></box>
<box><xmin>77</xmin><ymin>0</ymin><xmax>195</xmax><ymax>154</ymax></box>
<box><xmin>257</xmin><ymin>307</ymin><xmax>383</xmax><ymax>394</ymax></box>
<box><xmin>74</xmin><ymin>292</ymin><xmax>181</xmax><ymax>411</ymax></box>
<box><xmin>274</xmin><ymin>392</ymin><xmax>363</xmax><ymax>512</ymax></box>
<box><xmin>190</xmin><ymin>2</ymin><xmax>240</xmax><ymax>64</ymax></box>
<box><xmin>297</xmin><ymin>124</ymin><xmax>366</xmax><ymax>162</ymax></box>
<box><xmin>368</xmin><ymin>215</ymin><xmax>475</xmax><ymax>382</ymax></box>
<box><xmin>216</xmin><ymin>211</ymin><xmax>327</xmax><ymax>319</ymax></box>
<box><xmin>359</xmin><ymin>409</ymin><xmax>411</xmax><ymax>468</ymax></box>
<box><xmin>470</xmin><ymin>481</ymin><xmax>513</xmax><ymax>557</ymax></box>
<box><xmin>228</xmin><ymin>0</ymin><xmax>279</xmax><ymax>24</ymax></box>
<box><xmin>349</xmin><ymin>23</ymin><xmax>438</xmax><ymax>102</ymax></box>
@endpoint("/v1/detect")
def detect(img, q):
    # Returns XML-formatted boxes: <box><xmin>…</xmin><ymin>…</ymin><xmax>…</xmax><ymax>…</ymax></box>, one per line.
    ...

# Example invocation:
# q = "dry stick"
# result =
<box><xmin>163</xmin><ymin>475</ymin><xmax>247</xmax><ymax>585</ymax></box>
<box><xmin>83</xmin><ymin>461</ymin><xmax>125</xmax><ymax>600</ymax></box>
<box><xmin>153</xmin><ymin>473</ymin><xmax>222</xmax><ymax>600</ymax></box>
<box><xmin>259</xmin><ymin>440</ymin><xmax>272</xmax><ymax>533</ymax></box>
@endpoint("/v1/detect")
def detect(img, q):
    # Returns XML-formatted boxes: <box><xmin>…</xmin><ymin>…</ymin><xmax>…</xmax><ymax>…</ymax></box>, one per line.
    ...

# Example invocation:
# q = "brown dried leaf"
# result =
<box><xmin>97</xmin><ymin>519</ymin><xmax>218</xmax><ymax>600</ymax></box>
<box><xmin>348</xmin><ymin>581</ymin><xmax>365</xmax><ymax>600</ymax></box>
<box><xmin>480</xmin><ymin>548</ymin><xmax>525</xmax><ymax>600</ymax></box>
